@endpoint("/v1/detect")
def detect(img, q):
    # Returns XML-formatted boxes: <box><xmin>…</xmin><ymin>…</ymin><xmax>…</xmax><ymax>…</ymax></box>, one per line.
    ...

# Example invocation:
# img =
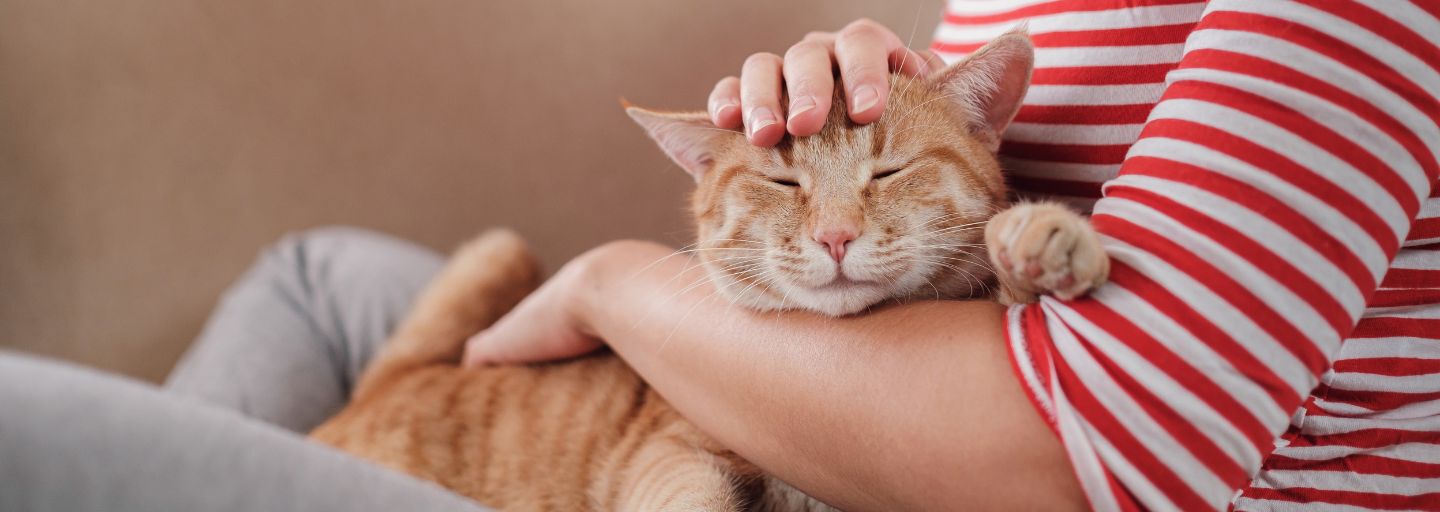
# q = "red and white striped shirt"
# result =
<box><xmin>932</xmin><ymin>1</ymin><xmax>1440</xmax><ymax>510</ymax></box>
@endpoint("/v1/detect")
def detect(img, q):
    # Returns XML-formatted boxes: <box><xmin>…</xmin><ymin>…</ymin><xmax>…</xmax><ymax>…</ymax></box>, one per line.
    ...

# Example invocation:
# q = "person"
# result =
<box><xmin>1</xmin><ymin>2</ymin><xmax>1435</xmax><ymax>511</ymax></box>
<box><xmin>464</xmin><ymin>2</ymin><xmax>1440</xmax><ymax>511</ymax></box>
<box><xmin>0</xmin><ymin>229</ymin><xmax>494</xmax><ymax>512</ymax></box>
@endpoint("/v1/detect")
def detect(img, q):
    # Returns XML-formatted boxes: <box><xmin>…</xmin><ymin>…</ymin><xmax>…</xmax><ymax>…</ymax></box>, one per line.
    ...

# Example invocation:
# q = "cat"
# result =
<box><xmin>310</xmin><ymin>29</ymin><xmax>1107</xmax><ymax>511</ymax></box>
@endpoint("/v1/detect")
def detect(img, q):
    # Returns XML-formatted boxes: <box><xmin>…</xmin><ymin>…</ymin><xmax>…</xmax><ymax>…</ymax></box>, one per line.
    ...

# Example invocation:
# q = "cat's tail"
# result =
<box><xmin>351</xmin><ymin>229</ymin><xmax>541</xmax><ymax>401</ymax></box>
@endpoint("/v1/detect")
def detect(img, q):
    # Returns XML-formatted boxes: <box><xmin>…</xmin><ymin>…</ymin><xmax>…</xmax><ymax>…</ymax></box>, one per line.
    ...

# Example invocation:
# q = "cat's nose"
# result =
<box><xmin>813</xmin><ymin>227</ymin><xmax>859</xmax><ymax>262</ymax></box>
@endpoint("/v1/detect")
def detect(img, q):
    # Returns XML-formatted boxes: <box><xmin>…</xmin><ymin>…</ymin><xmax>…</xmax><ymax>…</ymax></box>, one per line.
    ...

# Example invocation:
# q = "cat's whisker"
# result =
<box><xmin>914</xmin><ymin>210</ymin><xmax>962</xmax><ymax>227</ymax></box>
<box><xmin>908</xmin><ymin>243</ymin><xmax>988</xmax><ymax>251</ymax></box>
<box><xmin>909</xmin><ymin>214</ymin><xmax>956</xmax><ymax>232</ymax></box>
<box><xmin>925</xmin><ymin>276</ymin><xmax>942</xmax><ymax>301</ymax></box>
<box><xmin>657</xmin><ymin>258</ymin><xmax>749</xmax><ymax>308</ymax></box>
<box><xmin>656</xmin><ymin>269</ymin><xmax>776</xmax><ymax>356</ymax></box>
<box><xmin>623</xmin><ymin>241</ymin><xmax>713</xmax><ymax>282</ymax></box>
<box><xmin>909</xmin><ymin>212</ymin><xmax>973</xmax><ymax>233</ymax></box>
<box><xmin>923</xmin><ymin>219</ymin><xmax>989</xmax><ymax>230</ymax></box>
<box><xmin>729</xmin><ymin>269</ymin><xmax>783</xmax><ymax>307</ymax></box>
<box><xmin>916</xmin><ymin>211</ymin><xmax>971</xmax><ymax>227</ymax></box>
<box><xmin>648</xmin><ymin>257</ymin><xmax>777</xmax><ymax>337</ymax></box>
<box><xmin>724</xmin><ymin>265</ymin><xmax>775</xmax><ymax>283</ymax></box>
<box><xmin>704</xmin><ymin>238</ymin><xmax>768</xmax><ymax>245</ymax></box>
<box><xmin>913</xmin><ymin>235</ymin><xmax>988</xmax><ymax>244</ymax></box>
<box><xmin>775</xmin><ymin>279</ymin><xmax>796</xmax><ymax>313</ymax></box>
<box><xmin>929</xmin><ymin>260</ymin><xmax>989</xmax><ymax>296</ymax></box>
<box><xmin>898</xmin><ymin>253</ymin><xmax>995</xmax><ymax>297</ymax></box>
<box><xmin>929</xmin><ymin>219</ymin><xmax>989</xmax><ymax>228</ymax></box>
<box><xmin>701</xmin><ymin>245</ymin><xmax>767</xmax><ymax>250</ymax></box>
<box><xmin>659</xmin><ymin>255</ymin><xmax>713</xmax><ymax>288</ymax></box>
<box><xmin>630</xmin><ymin>258</ymin><xmax>717</xmax><ymax>326</ymax></box>
<box><xmin>623</xmin><ymin>237</ymin><xmax>766</xmax><ymax>283</ymax></box>
<box><xmin>890</xmin><ymin>91</ymin><xmax>973</xmax><ymax>127</ymax></box>
<box><xmin>636</xmin><ymin>248</ymin><xmax>760</xmax><ymax>277</ymax></box>
<box><xmin>922</xmin><ymin>253</ymin><xmax>987</xmax><ymax>265</ymax></box>
<box><xmin>887</xmin><ymin>3</ymin><xmax>930</xmax><ymax>114</ymax></box>
<box><xmin>705</xmin><ymin>255</ymin><xmax>767</xmax><ymax>266</ymax></box>
<box><xmin>629</xmin><ymin>269</ymin><xmax>714</xmax><ymax>331</ymax></box>
<box><xmin>919</xmin><ymin>225</ymin><xmax>987</xmax><ymax>238</ymax></box>
<box><xmin>913</xmin><ymin>216</ymin><xmax>988</xmax><ymax>234</ymax></box>
<box><xmin>951</xmin><ymin>251</ymin><xmax>998</xmax><ymax>276</ymax></box>
<box><xmin>926</xmin><ymin>223</ymin><xmax>987</xmax><ymax>233</ymax></box>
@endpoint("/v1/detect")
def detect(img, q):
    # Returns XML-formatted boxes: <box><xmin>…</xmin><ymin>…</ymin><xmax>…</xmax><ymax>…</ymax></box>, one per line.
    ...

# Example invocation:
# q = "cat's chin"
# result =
<box><xmin>720</xmin><ymin>277</ymin><xmax>893</xmax><ymax>317</ymax></box>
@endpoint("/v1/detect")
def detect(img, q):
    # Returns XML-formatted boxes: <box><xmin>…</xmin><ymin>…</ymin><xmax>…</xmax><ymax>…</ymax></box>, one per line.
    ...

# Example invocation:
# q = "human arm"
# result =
<box><xmin>468</xmin><ymin>2</ymin><xmax>1440</xmax><ymax>511</ymax></box>
<box><xmin>710</xmin><ymin>18</ymin><xmax>945</xmax><ymax>146</ymax></box>
<box><xmin>466</xmin><ymin>240</ymin><xmax>1088</xmax><ymax>511</ymax></box>
<box><xmin>973</xmin><ymin>2</ymin><xmax>1440</xmax><ymax>510</ymax></box>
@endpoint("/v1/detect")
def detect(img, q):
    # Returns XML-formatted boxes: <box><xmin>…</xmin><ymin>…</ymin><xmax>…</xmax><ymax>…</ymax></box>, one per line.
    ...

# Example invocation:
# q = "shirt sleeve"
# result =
<box><xmin>1003</xmin><ymin>2</ymin><xmax>1440</xmax><ymax>510</ymax></box>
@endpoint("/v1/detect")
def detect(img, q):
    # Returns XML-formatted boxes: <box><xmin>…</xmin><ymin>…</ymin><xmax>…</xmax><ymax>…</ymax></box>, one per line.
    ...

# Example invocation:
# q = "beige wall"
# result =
<box><xmin>0</xmin><ymin>0</ymin><xmax>941</xmax><ymax>382</ymax></box>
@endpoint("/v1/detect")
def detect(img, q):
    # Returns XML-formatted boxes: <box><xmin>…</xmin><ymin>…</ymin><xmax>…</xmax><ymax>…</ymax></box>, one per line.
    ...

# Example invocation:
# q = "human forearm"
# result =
<box><xmin>573</xmin><ymin>241</ymin><xmax>1084</xmax><ymax>511</ymax></box>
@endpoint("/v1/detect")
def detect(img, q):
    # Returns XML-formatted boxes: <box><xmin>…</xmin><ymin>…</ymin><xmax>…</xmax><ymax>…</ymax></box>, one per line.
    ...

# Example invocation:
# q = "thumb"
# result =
<box><xmin>460</xmin><ymin>329</ymin><xmax>494</xmax><ymax>367</ymax></box>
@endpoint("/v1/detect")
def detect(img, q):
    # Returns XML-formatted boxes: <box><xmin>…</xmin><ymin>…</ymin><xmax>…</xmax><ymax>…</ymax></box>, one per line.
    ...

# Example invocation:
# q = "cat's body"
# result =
<box><xmin>312</xmin><ymin>31</ymin><xmax>1107</xmax><ymax>511</ymax></box>
<box><xmin>313</xmin><ymin>231</ymin><xmax>791</xmax><ymax>510</ymax></box>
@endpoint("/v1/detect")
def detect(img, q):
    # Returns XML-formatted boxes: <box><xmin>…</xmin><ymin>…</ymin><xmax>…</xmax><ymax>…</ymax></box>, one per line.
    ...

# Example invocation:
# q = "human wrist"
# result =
<box><xmin>567</xmin><ymin>239</ymin><xmax>673</xmax><ymax>339</ymax></box>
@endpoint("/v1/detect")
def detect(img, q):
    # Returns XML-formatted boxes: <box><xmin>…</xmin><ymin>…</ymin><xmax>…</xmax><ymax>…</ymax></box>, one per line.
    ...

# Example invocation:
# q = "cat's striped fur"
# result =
<box><xmin>312</xmin><ymin>230</ymin><xmax>766</xmax><ymax>510</ymax></box>
<box><xmin>311</xmin><ymin>31</ymin><xmax>1104</xmax><ymax>511</ymax></box>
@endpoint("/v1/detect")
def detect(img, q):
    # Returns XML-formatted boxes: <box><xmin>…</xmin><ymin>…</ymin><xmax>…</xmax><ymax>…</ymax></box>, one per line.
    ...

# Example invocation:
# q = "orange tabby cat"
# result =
<box><xmin>311</xmin><ymin>30</ymin><xmax>1106</xmax><ymax>511</ymax></box>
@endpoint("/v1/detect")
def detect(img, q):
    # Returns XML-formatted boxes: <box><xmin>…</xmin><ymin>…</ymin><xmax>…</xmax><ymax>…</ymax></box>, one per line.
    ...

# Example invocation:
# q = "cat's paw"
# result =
<box><xmin>985</xmin><ymin>203</ymin><xmax>1108</xmax><ymax>305</ymax></box>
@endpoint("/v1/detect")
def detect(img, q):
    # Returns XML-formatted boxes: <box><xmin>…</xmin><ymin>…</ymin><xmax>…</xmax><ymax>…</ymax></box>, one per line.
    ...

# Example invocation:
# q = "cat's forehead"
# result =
<box><xmin>769</xmin><ymin>76</ymin><xmax>959</xmax><ymax>170</ymax></box>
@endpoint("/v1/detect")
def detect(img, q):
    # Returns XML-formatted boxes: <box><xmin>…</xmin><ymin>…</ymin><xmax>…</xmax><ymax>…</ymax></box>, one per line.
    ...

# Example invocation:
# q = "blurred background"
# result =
<box><xmin>0</xmin><ymin>0</ymin><xmax>942</xmax><ymax>382</ymax></box>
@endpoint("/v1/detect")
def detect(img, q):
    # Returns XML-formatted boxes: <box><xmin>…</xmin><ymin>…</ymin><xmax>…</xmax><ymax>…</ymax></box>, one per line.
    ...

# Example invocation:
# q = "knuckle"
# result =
<box><xmin>787</xmin><ymin>77</ymin><xmax>820</xmax><ymax>95</ymax></box>
<box><xmin>842</xmin><ymin>18</ymin><xmax>880</xmax><ymax>36</ymax></box>
<box><xmin>785</xmin><ymin>41</ymin><xmax>825</xmax><ymax>58</ymax></box>
<box><xmin>848</xmin><ymin>17</ymin><xmax>879</xmax><ymax>29</ymax></box>
<box><xmin>801</xmin><ymin>31</ymin><xmax>833</xmax><ymax>43</ymax></box>
<box><xmin>845</xmin><ymin>61</ymin><xmax>887</xmax><ymax>78</ymax></box>
<box><xmin>743</xmin><ymin>52</ymin><xmax>782</xmax><ymax>68</ymax></box>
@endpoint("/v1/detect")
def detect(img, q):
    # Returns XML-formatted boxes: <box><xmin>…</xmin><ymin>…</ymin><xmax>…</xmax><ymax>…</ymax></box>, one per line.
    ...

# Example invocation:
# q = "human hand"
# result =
<box><xmin>461</xmin><ymin>240</ymin><xmax>674</xmax><ymax>366</ymax></box>
<box><xmin>709</xmin><ymin>18</ymin><xmax>945</xmax><ymax>146</ymax></box>
<box><xmin>461</xmin><ymin>248</ymin><xmax>605</xmax><ymax>366</ymax></box>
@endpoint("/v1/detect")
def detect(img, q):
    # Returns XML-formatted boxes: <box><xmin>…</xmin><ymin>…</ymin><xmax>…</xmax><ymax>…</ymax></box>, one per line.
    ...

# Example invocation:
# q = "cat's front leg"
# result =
<box><xmin>984</xmin><ymin>202</ymin><xmax>1109</xmax><ymax>305</ymax></box>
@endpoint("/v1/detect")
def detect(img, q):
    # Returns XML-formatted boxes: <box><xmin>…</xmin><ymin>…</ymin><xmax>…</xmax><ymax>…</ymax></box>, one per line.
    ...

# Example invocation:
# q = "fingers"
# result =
<box><xmin>461</xmin><ymin>330</ymin><xmax>490</xmax><ymax>367</ymax></box>
<box><xmin>920</xmin><ymin>49</ymin><xmax>948</xmax><ymax>77</ymax></box>
<box><xmin>783</xmin><ymin>40</ymin><xmax>835</xmax><ymax>137</ymax></box>
<box><xmin>708</xmin><ymin>76</ymin><xmax>742</xmax><ymax>129</ymax></box>
<box><xmin>740</xmin><ymin>52</ymin><xmax>786</xmax><ymax>146</ymax></box>
<box><xmin>890</xmin><ymin>47</ymin><xmax>941</xmax><ymax>79</ymax></box>
<box><xmin>713</xmin><ymin>19</ymin><xmax>933</xmax><ymax>142</ymax></box>
<box><xmin>835</xmin><ymin>18</ymin><xmax>902</xmax><ymax>124</ymax></box>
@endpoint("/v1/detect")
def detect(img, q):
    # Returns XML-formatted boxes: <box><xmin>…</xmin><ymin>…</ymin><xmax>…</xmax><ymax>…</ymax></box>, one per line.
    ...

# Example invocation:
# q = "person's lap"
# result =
<box><xmin>0</xmin><ymin>227</ymin><xmax>490</xmax><ymax>512</ymax></box>
<box><xmin>165</xmin><ymin>226</ymin><xmax>444</xmax><ymax>432</ymax></box>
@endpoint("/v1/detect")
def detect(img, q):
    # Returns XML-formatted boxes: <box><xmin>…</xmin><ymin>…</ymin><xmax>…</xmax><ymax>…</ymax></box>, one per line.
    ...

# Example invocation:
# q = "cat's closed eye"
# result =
<box><xmin>872</xmin><ymin>168</ymin><xmax>904</xmax><ymax>181</ymax></box>
<box><xmin>768</xmin><ymin>177</ymin><xmax>800</xmax><ymax>187</ymax></box>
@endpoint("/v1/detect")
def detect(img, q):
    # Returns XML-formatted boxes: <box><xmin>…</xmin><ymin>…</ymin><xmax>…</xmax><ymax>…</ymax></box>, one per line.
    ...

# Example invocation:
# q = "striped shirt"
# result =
<box><xmin>931</xmin><ymin>1</ymin><xmax>1440</xmax><ymax>510</ymax></box>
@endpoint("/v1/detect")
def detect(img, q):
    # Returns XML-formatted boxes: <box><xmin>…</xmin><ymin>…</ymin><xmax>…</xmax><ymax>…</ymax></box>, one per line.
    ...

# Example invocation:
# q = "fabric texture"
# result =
<box><xmin>0</xmin><ymin>351</ymin><xmax>490</xmax><ymax>512</ymax></box>
<box><xmin>933</xmin><ymin>1</ymin><xmax>1440</xmax><ymax>510</ymax></box>
<box><xmin>166</xmin><ymin>226</ymin><xmax>444</xmax><ymax>432</ymax></box>
<box><xmin>0</xmin><ymin>227</ymin><xmax>493</xmax><ymax>512</ymax></box>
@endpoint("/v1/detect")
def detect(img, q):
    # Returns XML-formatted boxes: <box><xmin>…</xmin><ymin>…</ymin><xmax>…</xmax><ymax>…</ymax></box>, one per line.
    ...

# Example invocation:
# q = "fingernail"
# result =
<box><xmin>787</xmin><ymin>96</ymin><xmax>816</xmax><ymax>121</ymax></box>
<box><xmin>852</xmin><ymin>86</ymin><xmax>879</xmax><ymax>114</ymax></box>
<box><xmin>713</xmin><ymin>101</ymin><xmax>737</xmax><ymax>120</ymax></box>
<box><xmin>748</xmin><ymin>107</ymin><xmax>777</xmax><ymax>137</ymax></box>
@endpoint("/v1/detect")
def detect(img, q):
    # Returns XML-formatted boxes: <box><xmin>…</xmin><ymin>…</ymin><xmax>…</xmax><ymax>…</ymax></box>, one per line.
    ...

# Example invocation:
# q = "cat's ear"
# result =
<box><xmin>626</xmin><ymin>107</ymin><xmax>735</xmax><ymax>181</ymax></box>
<box><xmin>929</xmin><ymin>28</ymin><xmax>1034</xmax><ymax>152</ymax></box>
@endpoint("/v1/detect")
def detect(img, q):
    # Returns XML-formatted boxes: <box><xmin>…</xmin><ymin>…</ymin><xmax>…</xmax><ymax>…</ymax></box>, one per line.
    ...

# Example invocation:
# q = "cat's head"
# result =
<box><xmin>628</xmin><ymin>32</ymin><xmax>1032</xmax><ymax>316</ymax></box>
